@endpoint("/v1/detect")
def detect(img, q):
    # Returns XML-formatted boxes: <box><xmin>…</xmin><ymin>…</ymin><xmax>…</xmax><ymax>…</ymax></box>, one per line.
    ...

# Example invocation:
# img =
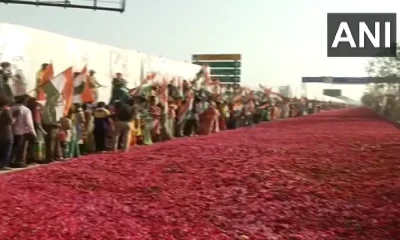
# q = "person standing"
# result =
<box><xmin>0</xmin><ymin>62</ymin><xmax>15</xmax><ymax>102</ymax></box>
<box><xmin>59</xmin><ymin>115</ymin><xmax>72</xmax><ymax>159</ymax></box>
<box><xmin>149</xmin><ymin>96</ymin><xmax>162</xmax><ymax>142</ymax></box>
<box><xmin>199</xmin><ymin>102</ymin><xmax>219</xmax><ymax>135</ymax></box>
<box><xmin>111</xmin><ymin>101</ymin><xmax>133</xmax><ymax>152</ymax></box>
<box><xmin>159</xmin><ymin>103</ymin><xmax>171</xmax><ymax>141</ymax></box>
<box><xmin>166</xmin><ymin>98</ymin><xmax>177</xmax><ymax>138</ymax></box>
<box><xmin>185</xmin><ymin>97</ymin><xmax>200</xmax><ymax>136</ymax></box>
<box><xmin>26</xmin><ymin>97</ymin><xmax>46</xmax><ymax>164</ymax></box>
<box><xmin>10</xmin><ymin>96</ymin><xmax>36</xmax><ymax>168</ymax></box>
<box><xmin>93</xmin><ymin>102</ymin><xmax>113</xmax><ymax>152</ymax></box>
<box><xmin>35</xmin><ymin>63</ymin><xmax>48</xmax><ymax>99</ymax></box>
<box><xmin>88</xmin><ymin>70</ymin><xmax>102</xmax><ymax>102</ymax></box>
<box><xmin>0</xmin><ymin>96</ymin><xmax>14</xmax><ymax>169</ymax></box>
<box><xmin>139</xmin><ymin>98</ymin><xmax>152</xmax><ymax>145</ymax></box>
<box><xmin>243</xmin><ymin>100</ymin><xmax>254</xmax><ymax>126</ymax></box>
<box><xmin>42</xmin><ymin>94</ymin><xmax>62</xmax><ymax>163</ymax></box>
<box><xmin>175</xmin><ymin>98</ymin><xmax>187</xmax><ymax>137</ymax></box>
<box><xmin>141</xmin><ymin>109</ymin><xmax>153</xmax><ymax>145</ymax></box>
<box><xmin>66</xmin><ymin>105</ymin><xmax>83</xmax><ymax>158</ymax></box>
<box><xmin>82</xmin><ymin>103</ymin><xmax>95</xmax><ymax>153</ymax></box>
<box><xmin>227</xmin><ymin>102</ymin><xmax>239</xmax><ymax>129</ymax></box>
<box><xmin>129</xmin><ymin>105</ymin><xmax>139</xmax><ymax>146</ymax></box>
<box><xmin>219</xmin><ymin>101</ymin><xmax>230</xmax><ymax>130</ymax></box>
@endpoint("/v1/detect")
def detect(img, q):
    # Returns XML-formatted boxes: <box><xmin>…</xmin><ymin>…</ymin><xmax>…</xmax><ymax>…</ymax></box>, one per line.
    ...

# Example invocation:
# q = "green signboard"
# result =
<box><xmin>210</xmin><ymin>68</ymin><xmax>241</xmax><ymax>75</ymax></box>
<box><xmin>192</xmin><ymin>61</ymin><xmax>241</xmax><ymax>68</ymax></box>
<box><xmin>323</xmin><ymin>89</ymin><xmax>342</xmax><ymax>97</ymax></box>
<box><xmin>192</xmin><ymin>55</ymin><xmax>241</xmax><ymax>83</ymax></box>
<box><xmin>212</xmin><ymin>76</ymin><xmax>240</xmax><ymax>83</ymax></box>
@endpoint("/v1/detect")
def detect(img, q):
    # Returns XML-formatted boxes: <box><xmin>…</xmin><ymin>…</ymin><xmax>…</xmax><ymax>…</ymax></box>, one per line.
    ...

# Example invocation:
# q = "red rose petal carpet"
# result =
<box><xmin>0</xmin><ymin>107</ymin><xmax>399</xmax><ymax>240</ymax></box>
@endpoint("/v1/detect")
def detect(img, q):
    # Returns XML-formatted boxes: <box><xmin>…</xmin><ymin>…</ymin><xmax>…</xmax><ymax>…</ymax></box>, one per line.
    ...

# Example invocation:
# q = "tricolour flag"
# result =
<box><xmin>41</xmin><ymin>67</ymin><xmax>74</xmax><ymax>122</ymax></box>
<box><xmin>37</xmin><ymin>63</ymin><xmax>54</xmax><ymax>101</ymax></box>
<box><xmin>73</xmin><ymin>66</ymin><xmax>95</xmax><ymax>103</ymax></box>
<box><xmin>131</xmin><ymin>72</ymin><xmax>156</xmax><ymax>96</ymax></box>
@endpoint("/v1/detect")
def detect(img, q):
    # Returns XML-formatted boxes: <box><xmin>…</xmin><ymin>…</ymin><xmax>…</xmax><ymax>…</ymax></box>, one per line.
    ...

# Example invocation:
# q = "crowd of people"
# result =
<box><xmin>361</xmin><ymin>91</ymin><xmax>400</xmax><ymax>121</ymax></box>
<box><xmin>0</xmin><ymin>63</ymin><xmax>347</xmax><ymax>171</ymax></box>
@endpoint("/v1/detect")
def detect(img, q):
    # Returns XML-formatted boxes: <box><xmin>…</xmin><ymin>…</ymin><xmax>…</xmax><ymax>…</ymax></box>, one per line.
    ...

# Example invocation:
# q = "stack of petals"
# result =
<box><xmin>0</xmin><ymin>107</ymin><xmax>399</xmax><ymax>239</ymax></box>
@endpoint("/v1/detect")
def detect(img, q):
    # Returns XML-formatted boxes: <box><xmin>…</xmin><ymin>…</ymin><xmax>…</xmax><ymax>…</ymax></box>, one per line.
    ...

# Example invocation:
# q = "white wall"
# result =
<box><xmin>0</xmin><ymin>23</ymin><xmax>201</xmax><ymax>101</ymax></box>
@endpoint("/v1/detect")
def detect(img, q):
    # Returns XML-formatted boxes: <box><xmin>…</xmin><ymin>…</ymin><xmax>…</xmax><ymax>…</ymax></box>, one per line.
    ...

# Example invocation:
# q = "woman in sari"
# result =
<box><xmin>167</xmin><ymin>98</ymin><xmax>177</xmax><ymax>138</ymax></box>
<box><xmin>136</xmin><ymin>97</ymin><xmax>151</xmax><ymax>145</ymax></box>
<box><xmin>105</xmin><ymin>104</ymin><xmax>116</xmax><ymax>150</ymax></box>
<box><xmin>226</xmin><ymin>102</ymin><xmax>238</xmax><ymax>129</ymax></box>
<box><xmin>66</xmin><ymin>107</ymin><xmax>79</xmax><ymax>158</ymax></box>
<box><xmin>129</xmin><ymin>105</ymin><xmax>139</xmax><ymax>146</ymax></box>
<box><xmin>197</xmin><ymin>97</ymin><xmax>209</xmax><ymax>134</ymax></box>
<box><xmin>26</xmin><ymin>97</ymin><xmax>46</xmax><ymax>163</ymax></box>
<box><xmin>258</xmin><ymin>101</ymin><xmax>269</xmax><ymax>121</ymax></box>
<box><xmin>127</xmin><ymin>97</ymin><xmax>141</xmax><ymax>145</ymax></box>
<box><xmin>159</xmin><ymin>103</ymin><xmax>170</xmax><ymax>141</ymax></box>
<box><xmin>212</xmin><ymin>103</ymin><xmax>221</xmax><ymax>133</ymax></box>
<box><xmin>82</xmin><ymin>103</ymin><xmax>95</xmax><ymax>153</ymax></box>
<box><xmin>141</xmin><ymin>109</ymin><xmax>153</xmax><ymax>146</ymax></box>
<box><xmin>184</xmin><ymin>97</ymin><xmax>200</xmax><ymax>136</ymax></box>
<box><xmin>93</xmin><ymin>102</ymin><xmax>113</xmax><ymax>152</ymax></box>
<box><xmin>217</xmin><ymin>101</ymin><xmax>228</xmax><ymax>131</ymax></box>
<box><xmin>199</xmin><ymin>102</ymin><xmax>220</xmax><ymax>135</ymax></box>
<box><xmin>67</xmin><ymin>104</ymin><xmax>84</xmax><ymax>158</ymax></box>
<box><xmin>270</xmin><ymin>103</ymin><xmax>276</xmax><ymax>120</ymax></box>
<box><xmin>149</xmin><ymin>96</ymin><xmax>162</xmax><ymax>142</ymax></box>
<box><xmin>175</xmin><ymin>97</ymin><xmax>187</xmax><ymax>137</ymax></box>
<box><xmin>75</xmin><ymin>104</ymin><xmax>86</xmax><ymax>154</ymax></box>
<box><xmin>59</xmin><ymin>115</ymin><xmax>72</xmax><ymax>159</ymax></box>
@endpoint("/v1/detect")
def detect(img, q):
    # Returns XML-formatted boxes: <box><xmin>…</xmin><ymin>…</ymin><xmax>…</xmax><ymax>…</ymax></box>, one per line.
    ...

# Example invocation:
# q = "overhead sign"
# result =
<box><xmin>210</xmin><ymin>68</ymin><xmax>241</xmax><ymax>75</ymax></box>
<box><xmin>323</xmin><ymin>89</ymin><xmax>342</xmax><ymax>97</ymax></box>
<box><xmin>302</xmin><ymin>77</ymin><xmax>400</xmax><ymax>84</ymax></box>
<box><xmin>192</xmin><ymin>53</ymin><xmax>241</xmax><ymax>83</ymax></box>
<box><xmin>220</xmin><ymin>82</ymin><xmax>238</xmax><ymax>87</ymax></box>
<box><xmin>213</xmin><ymin>76</ymin><xmax>240</xmax><ymax>83</ymax></box>
<box><xmin>322</xmin><ymin>77</ymin><xmax>333</xmax><ymax>83</ymax></box>
<box><xmin>194</xmin><ymin>61</ymin><xmax>241</xmax><ymax>68</ymax></box>
<box><xmin>192</xmin><ymin>54</ymin><xmax>241</xmax><ymax>61</ymax></box>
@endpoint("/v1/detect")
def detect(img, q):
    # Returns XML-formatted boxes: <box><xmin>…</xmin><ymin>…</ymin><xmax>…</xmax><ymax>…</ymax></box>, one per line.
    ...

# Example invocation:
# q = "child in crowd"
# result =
<box><xmin>59</xmin><ymin>116</ymin><xmax>72</xmax><ymax>159</ymax></box>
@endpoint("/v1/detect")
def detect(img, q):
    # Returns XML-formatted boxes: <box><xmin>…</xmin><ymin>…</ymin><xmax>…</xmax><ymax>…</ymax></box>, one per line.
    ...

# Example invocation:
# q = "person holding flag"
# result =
<box><xmin>41</xmin><ymin>66</ymin><xmax>73</xmax><ymax>162</ymax></box>
<box><xmin>87</xmin><ymin>70</ymin><xmax>103</xmax><ymax>102</ymax></box>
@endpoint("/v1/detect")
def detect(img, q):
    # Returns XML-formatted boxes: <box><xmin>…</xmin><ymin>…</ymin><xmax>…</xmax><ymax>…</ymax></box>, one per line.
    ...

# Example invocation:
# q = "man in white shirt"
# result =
<box><xmin>10</xmin><ymin>96</ymin><xmax>36</xmax><ymax>168</ymax></box>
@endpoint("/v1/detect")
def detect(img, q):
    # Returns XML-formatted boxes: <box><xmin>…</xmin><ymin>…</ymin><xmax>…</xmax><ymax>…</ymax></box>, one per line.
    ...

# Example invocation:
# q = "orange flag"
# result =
<box><xmin>37</xmin><ymin>63</ymin><xmax>54</xmax><ymax>101</ymax></box>
<box><xmin>80</xmin><ymin>66</ymin><xmax>95</xmax><ymax>103</ymax></box>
